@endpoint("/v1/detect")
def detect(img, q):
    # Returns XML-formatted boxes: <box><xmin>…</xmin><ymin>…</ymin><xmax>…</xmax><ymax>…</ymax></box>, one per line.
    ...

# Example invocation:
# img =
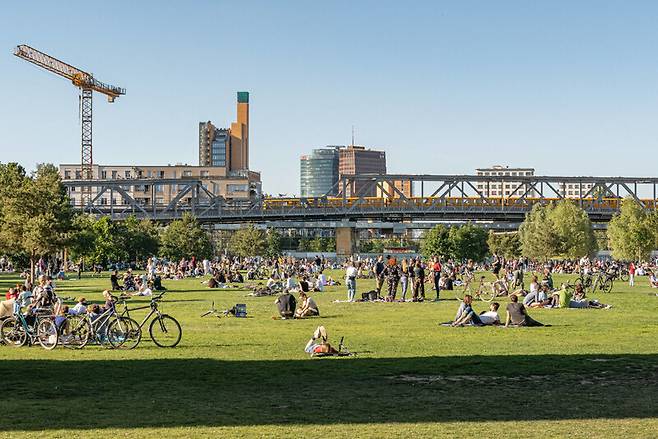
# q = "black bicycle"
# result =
<box><xmin>117</xmin><ymin>293</ymin><xmax>182</xmax><ymax>349</ymax></box>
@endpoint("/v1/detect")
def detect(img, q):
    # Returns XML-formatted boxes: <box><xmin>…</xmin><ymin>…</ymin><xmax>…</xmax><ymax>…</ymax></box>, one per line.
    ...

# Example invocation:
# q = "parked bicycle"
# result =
<box><xmin>59</xmin><ymin>302</ymin><xmax>137</xmax><ymax>349</ymax></box>
<box><xmin>116</xmin><ymin>292</ymin><xmax>182</xmax><ymax>349</ymax></box>
<box><xmin>0</xmin><ymin>305</ymin><xmax>59</xmax><ymax>350</ymax></box>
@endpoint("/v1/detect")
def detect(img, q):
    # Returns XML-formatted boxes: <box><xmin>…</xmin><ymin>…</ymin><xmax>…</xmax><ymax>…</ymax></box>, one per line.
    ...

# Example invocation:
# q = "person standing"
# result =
<box><xmin>345</xmin><ymin>261</ymin><xmax>357</xmax><ymax>302</ymax></box>
<box><xmin>374</xmin><ymin>256</ymin><xmax>386</xmax><ymax>295</ymax></box>
<box><xmin>385</xmin><ymin>258</ymin><xmax>401</xmax><ymax>300</ymax></box>
<box><xmin>629</xmin><ymin>262</ymin><xmax>635</xmax><ymax>287</ymax></box>
<box><xmin>400</xmin><ymin>259</ymin><xmax>409</xmax><ymax>301</ymax></box>
<box><xmin>412</xmin><ymin>260</ymin><xmax>425</xmax><ymax>302</ymax></box>
<box><xmin>432</xmin><ymin>257</ymin><xmax>442</xmax><ymax>301</ymax></box>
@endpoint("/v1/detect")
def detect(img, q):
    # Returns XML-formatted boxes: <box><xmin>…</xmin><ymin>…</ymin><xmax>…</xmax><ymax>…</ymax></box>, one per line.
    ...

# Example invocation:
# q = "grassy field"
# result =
<box><xmin>0</xmin><ymin>270</ymin><xmax>657</xmax><ymax>438</ymax></box>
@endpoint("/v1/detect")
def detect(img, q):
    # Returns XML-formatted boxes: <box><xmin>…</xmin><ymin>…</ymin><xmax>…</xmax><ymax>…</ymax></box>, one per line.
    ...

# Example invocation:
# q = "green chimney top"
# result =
<box><xmin>237</xmin><ymin>91</ymin><xmax>249</xmax><ymax>103</ymax></box>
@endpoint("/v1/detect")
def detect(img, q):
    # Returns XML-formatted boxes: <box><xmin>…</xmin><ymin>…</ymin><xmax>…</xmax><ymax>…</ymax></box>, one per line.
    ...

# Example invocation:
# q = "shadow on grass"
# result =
<box><xmin>0</xmin><ymin>354</ymin><xmax>656</xmax><ymax>431</ymax></box>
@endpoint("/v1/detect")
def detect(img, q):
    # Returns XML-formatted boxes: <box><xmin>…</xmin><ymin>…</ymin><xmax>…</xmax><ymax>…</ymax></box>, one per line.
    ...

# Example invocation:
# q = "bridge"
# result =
<box><xmin>63</xmin><ymin>173</ymin><xmax>658</xmax><ymax>223</ymax></box>
<box><xmin>64</xmin><ymin>173</ymin><xmax>655</xmax><ymax>255</ymax></box>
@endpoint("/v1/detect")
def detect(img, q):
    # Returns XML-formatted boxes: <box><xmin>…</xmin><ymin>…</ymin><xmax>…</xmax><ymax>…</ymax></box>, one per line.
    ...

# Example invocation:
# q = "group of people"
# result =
<box><xmin>274</xmin><ymin>290</ymin><xmax>320</xmax><ymax>319</ymax></box>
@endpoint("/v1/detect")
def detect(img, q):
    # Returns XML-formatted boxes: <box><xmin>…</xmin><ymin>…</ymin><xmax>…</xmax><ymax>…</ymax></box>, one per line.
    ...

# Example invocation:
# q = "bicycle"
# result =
<box><xmin>117</xmin><ymin>293</ymin><xmax>182</xmax><ymax>349</ymax></box>
<box><xmin>60</xmin><ymin>300</ymin><xmax>138</xmax><ymax>349</ymax></box>
<box><xmin>590</xmin><ymin>271</ymin><xmax>614</xmax><ymax>294</ymax></box>
<box><xmin>455</xmin><ymin>276</ymin><xmax>495</xmax><ymax>302</ymax></box>
<box><xmin>0</xmin><ymin>307</ymin><xmax>59</xmax><ymax>350</ymax></box>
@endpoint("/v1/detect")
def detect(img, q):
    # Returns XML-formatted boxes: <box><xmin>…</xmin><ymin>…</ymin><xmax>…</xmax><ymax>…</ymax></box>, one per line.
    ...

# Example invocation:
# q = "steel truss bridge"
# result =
<box><xmin>63</xmin><ymin>174</ymin><xmax>658</xmax><ymax>224</ymax></box>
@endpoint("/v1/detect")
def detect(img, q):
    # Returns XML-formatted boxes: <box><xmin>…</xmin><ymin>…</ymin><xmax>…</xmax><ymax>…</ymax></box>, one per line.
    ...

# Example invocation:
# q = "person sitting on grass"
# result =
<box><xmin>109</xmin><ymin>270</ymin><xmax>120</xmax><ymax>291</ymax></box>
<box><xmin>649</xmin><ymin>270</ymin><xmax>658</xmax><ymax>288</ymax></box>
<box><xmin>558</xmin><ymin>284</ymin><xmax>612</xmax><ymax>309</ymax></box>
<box><xmin>479</xmin><ymin>302</ymin><xmax>501</xmax><ymax>325</ymax></box>
<box><xmin>70</xmin><ymin>297</ymin><xmax>88</xmax><ymax>315</ymax></box>
<box><xmin>295</xmin><ymin>291</ymin><xmax>320</xmax><ymax>318</ymax></box>
<box><xmin>451</xmin><ymin>295</ymin><xmax>483</xmax><ymax>326</ymax></box>
<box><xmin>505</xmin><ymin>294</ymin><xmax>544</xmax><ymax>327</ymax></box>
<box><xmin>274</xmin><ymin>290</ymin><xmax>296</xmax><ymax>319</ymax></box>
<box><xmin>132</xmin><ymin>281</ymin><xmax>153</xmax><ymax>297</ymax></box>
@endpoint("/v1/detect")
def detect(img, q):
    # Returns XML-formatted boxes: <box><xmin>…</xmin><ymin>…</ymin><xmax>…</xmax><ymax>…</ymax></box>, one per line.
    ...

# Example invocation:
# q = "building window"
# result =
<box><xmin>183</xmin><ymin>171</ymin><xmax>192</xmax><ymax>177</ymax></box>
<box><xmin>101</xmin><ymin>171</ymin><xmax>107</xmax><ymax>179</ymax></box>
<box><xmin>227</xmin><ymin>184</ymin><xmax>248</xmax><ymax>193</ymax></box>
<box><xmin>200</xmin><ymin>170</ymin><xmax>209</xmax><ymax>177</ymax></box>
<box><xmin>125</xmin><ymin>170</ymin><xmax>131</xmax><ymax>178</ymax></box>
<box><xmin>64</xmin><ymin>170</ymin><xmax>71</xmax><ymax>179</ymax></box>
<box><xmin>111</xmin><ymin>170</ymin><xmax>117</xmax><ymax>179</ymax></box>
<box><xmin>75</xmin><ymin>170</ymin><xmax>82</xmax><ymax>179</ymax></box>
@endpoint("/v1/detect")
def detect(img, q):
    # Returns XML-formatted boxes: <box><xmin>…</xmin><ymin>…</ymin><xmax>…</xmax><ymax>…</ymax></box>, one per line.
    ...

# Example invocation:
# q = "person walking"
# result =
<box><xmin>345</xmin><ymin>261</ymin><xmax>357</xmax><ymax>302</ymax></box>
<box><xmin>629</xmin><ymin>262</ymin><xmax>635</xmax><ymax>287</ymax></box>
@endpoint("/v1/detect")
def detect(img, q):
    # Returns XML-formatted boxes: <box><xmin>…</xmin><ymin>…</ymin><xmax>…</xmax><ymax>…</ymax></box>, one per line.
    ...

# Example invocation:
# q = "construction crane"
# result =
<box><xmin>14</xmin><ymin>44</ymin><xmax>125</xmax><ymax>203</ymax></box>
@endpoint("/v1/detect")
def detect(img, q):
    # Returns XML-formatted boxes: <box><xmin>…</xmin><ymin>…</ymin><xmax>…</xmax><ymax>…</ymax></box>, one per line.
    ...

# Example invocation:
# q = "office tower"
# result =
<box><xmin>339</xmin><ymin>145</ymin><xmax>386</xmax><ymax>196</ymax></box>
<box><xmin>300</xmin><ymin>147</ymin><xmax>340</xmax><ymax>197</ymax></box>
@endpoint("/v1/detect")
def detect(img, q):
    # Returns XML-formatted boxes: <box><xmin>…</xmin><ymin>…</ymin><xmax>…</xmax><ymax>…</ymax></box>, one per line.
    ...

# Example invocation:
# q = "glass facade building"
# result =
<box><xmin>300</xmin><ymin>147</ymin><xmax>340</xmax><ymax>197</ymax></box>
<box><xmin>211</xmin><ymin>129</ymin><xmax>229</xmax><ymax>167</ymax></box>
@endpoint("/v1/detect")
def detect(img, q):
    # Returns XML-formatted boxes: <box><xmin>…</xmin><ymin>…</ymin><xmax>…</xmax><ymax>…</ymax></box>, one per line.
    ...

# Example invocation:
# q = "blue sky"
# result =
<box><xmin>1</xmin><ymin>1</ymin><xmax>658</xmax><ymax>194</ymax></box>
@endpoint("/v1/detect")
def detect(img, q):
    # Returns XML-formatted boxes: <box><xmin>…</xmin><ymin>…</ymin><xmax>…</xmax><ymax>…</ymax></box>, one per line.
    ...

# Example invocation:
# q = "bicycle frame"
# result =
<box><xmin>120</xmin><ymin>300</ymin><xmax>161</xmax><ymax>331</ymax></box>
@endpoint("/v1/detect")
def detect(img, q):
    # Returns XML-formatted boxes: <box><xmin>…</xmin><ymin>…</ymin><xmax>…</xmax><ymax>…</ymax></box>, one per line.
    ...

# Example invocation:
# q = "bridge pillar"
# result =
<box><xmin>336</xmin><ymin>226</ymin><xmax>357</xmax><ymax>257</ymax></box>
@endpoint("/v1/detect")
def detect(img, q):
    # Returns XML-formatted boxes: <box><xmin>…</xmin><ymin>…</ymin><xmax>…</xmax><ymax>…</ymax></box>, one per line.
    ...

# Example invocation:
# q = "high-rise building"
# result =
<box><xmin>476</xmin><ymin>165</ymin><xmax>536</xmax><ymax>198</ymax></box>
<box><xmin>300</xmin><ymin>147</ymin><xmax>340</xmax><ymax>197</ymax></box>
<box><xmin>199</xmin><ymin>122</ymin><xmax>229</xmax><ymax>167</ymax></box>
<box><xmin>199</xmin><ymin>92</ymin><xmax>249</xmax><ymax>171</ymax></box>
<box><xmin>339</xmin><ymin>145</ymin><xmax>386</xmax><ymax>196</ymax></box>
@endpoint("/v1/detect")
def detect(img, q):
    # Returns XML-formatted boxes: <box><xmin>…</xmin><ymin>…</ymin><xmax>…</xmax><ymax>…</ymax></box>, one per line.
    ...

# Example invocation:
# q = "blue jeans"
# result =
<box><xmin>347</xmin><ymin>278</ymin><xmax>356</xmax><ymax>301</ymax></box>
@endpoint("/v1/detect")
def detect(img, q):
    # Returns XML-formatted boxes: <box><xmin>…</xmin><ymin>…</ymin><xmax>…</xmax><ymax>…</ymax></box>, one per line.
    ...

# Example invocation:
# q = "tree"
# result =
<box><xmin>420</xmin><ymin>225</ymin><xmax>452</xmax><ymax>259</ymax></box>
<box><xmin>161</xmin><ymin>213</ymin><xmax>213</xmax><ymax>260</ymax></box>
<box><xmin>228</xmin><ymin>224</ymin><xmax>266</xmax><ymax>257</ymax></box>
<box><xmin>607</xmin><ymin>198</ymin><xmax>655</xmax><ymax>261</ymax></box>
<box><xmin>487</xmin><ymin>231</ymin><xmax>521</xmax><ymax>258</ymax></box>
<box><xmin>519</xmin><ymin>200</ymin><xmax>596</xmax><ymax>259</ymax></box>
<box><xmin>123</xmin><ymin>216</ymin><xmax>160</xmax><ymax>262</ymax></box>
<box><xmin>265</xmin><ymin>229</ymin><xmax>282</xmax><ymax>257</ymax></box>
<box><xmin>449</xmin><ymin>224</ymin><xmax>489</xmax><ymax>261</ymax></box>
<box><xmin>0</xmin><ymin>164</ymin><xmax>74</xmax><ymax>280</ymax></box>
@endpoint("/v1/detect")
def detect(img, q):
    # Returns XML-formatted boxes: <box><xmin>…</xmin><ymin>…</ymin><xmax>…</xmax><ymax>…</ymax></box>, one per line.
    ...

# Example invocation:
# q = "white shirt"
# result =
<box><xmin>317</xmin><ymin>273</ymin><xmax>327</xmax><ymax>286</ymax></box>
<box><xmin>346</xmin><ymin>266</ymin><xmax>357</xmax><ymax>279</ymax></box>
<box><xmin>70</xmin><ymin>303</ymin><xmax>87</xmax><ymax>315</ymax></box>
<box><xmin>479</xmin><ymin>311</ymin><xmax>500</xmax><ymax>325</ymax></box>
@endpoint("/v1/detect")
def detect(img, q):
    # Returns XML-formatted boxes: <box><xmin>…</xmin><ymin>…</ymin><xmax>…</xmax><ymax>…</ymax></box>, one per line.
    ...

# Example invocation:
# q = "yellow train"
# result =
<box><xmin>261</xmin><ymin>196</ymin><xmax>651</xmax><ymax>210</ymax></box>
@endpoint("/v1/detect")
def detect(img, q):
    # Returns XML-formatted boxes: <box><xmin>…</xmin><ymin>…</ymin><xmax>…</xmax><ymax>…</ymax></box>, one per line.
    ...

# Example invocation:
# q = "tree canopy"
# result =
<box><xmin>421</xmin><ymin>224</ymin><xmax>489</xmax><ymax>262</ymax></box>
<box><xmin>518</xmin><ymin>200</ymin><xmax>597</xmax><ymax>259</ymax></box>
<box><xmin>607</xmin><ymin>198</ymin><xmax>655</xmax><ymax>261</ymax></box>
<box><xmin>160</xmin><ymin>213</ymin><xmax>213</xmax><ymax>260</ymax></box>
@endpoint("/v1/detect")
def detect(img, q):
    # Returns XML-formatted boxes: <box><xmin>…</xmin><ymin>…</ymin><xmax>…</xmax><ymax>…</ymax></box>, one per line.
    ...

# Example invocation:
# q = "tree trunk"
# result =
<box><xmin>30</xmin><ymin>251</ymin><xmax>35</xmax><ymax>285</ymax></box>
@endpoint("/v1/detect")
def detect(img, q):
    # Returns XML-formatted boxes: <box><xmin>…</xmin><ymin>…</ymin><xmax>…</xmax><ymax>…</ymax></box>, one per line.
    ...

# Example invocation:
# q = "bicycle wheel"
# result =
<box><xmin>602</xmin><ymin>278</ymin><xmax>613</xmax><ymax>293</ymax></box>
<box><xmin>36</xmin><ymin>319</ymin><xmax>59</xmax><ymax>350</ymax></box>
<box><xmin>0</xmin><ymin>317</ymin><xmax>27</xmax><ymax>347</ymax></box>
<box><xmin>108</xmin><ymin>317</ymin><xmax>141</xmax><ymax>349</ymax></box>
<box><xmin>149</xmin><ymin>314</ymin><xmax>182</xmax><ymax>348</ymax></box>
<box><xmin>620</xmin><ymin>272</ymin><xmax>629</xmax><ymax>282</ymax></box>
<box><xmin>477</xmin><ymin>286</ymin><xmax>494</xmax><ymax>302</ymax></box>
<box><xmin>61</xmin><ymin>315</ymin><xmax>92</xmax><ymax>349</ymax></box>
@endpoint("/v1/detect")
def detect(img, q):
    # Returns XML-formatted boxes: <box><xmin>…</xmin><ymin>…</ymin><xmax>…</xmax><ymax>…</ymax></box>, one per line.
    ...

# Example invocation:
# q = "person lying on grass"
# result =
<box><xmin>294</xmin><ymin>291</ymin><xmax>319</xmax><ymax>318</ymax></box>
<box><xmin>304</xmin><ymin>325</ymin><xmax>338</xmax><ymax>355</ymax></box>
<box><xmin>505</xmin><ymin>294</ymin><xmax>544</xmax><ymax>327</ymax></box>
<box><xmin>557</xmin><ymin>284</ymin><xmax>612</xmax><ymax>309</ymax></box>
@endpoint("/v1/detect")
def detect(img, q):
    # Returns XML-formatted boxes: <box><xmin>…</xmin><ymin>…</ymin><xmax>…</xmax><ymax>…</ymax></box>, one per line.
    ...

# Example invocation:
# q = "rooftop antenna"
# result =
<box><xmin>351</xmin><ymin>125</ymin><xmax>355</xmax><ymax>147</ymax></box>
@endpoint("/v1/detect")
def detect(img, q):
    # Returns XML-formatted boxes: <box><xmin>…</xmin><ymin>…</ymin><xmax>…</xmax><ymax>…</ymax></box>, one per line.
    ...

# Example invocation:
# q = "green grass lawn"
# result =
<box><xmin>0</xmin><ymin>270</ymin><xmax>657</xmax><ymax>438</ymax></box>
